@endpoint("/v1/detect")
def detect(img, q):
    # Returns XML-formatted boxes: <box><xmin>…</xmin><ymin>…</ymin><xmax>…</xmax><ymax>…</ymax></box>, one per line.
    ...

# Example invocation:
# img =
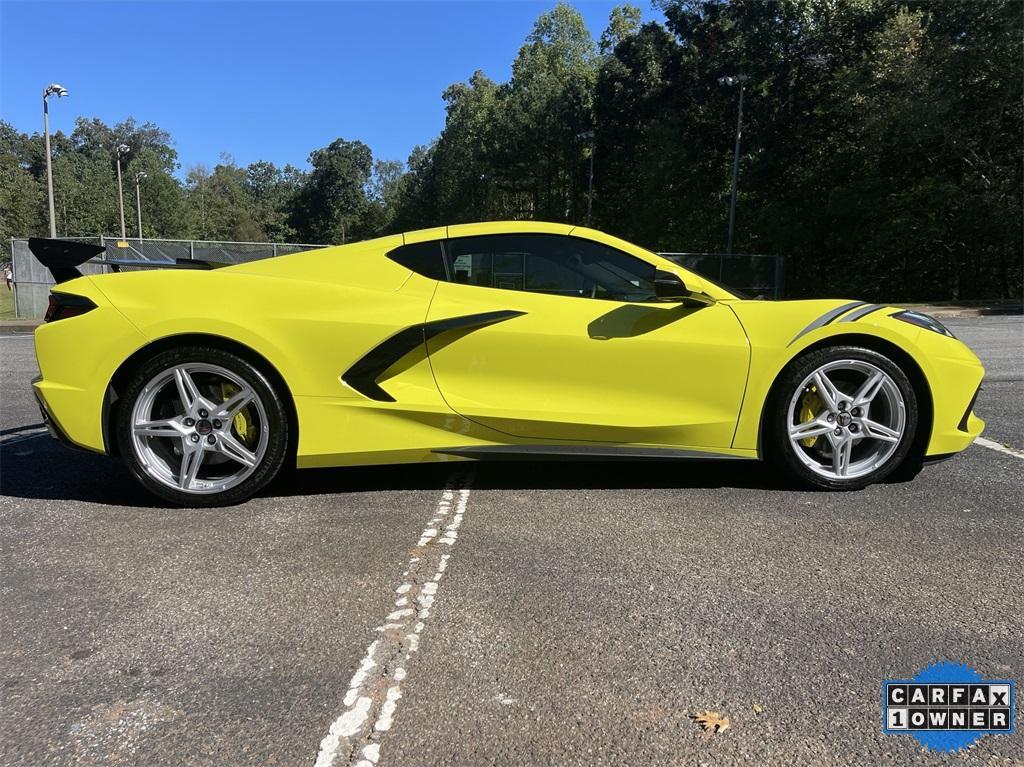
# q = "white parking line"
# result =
<box><xmin>313</xmin><ymin>475</ymin><xmax>473</xmax><ymax>767</ymax></box>
<box><xmin>975</xmin><ymin>437</ymin><xmax>1024</xmax><ymax>460</ymax></box>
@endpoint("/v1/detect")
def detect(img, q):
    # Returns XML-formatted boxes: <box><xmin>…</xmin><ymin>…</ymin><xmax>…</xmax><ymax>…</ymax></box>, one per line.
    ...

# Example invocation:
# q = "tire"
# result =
<box><xmin>767</xmin><ymin>346</ymin><xmax>918</xmax><ymax>490</ymax></box>
<box><xmin>115</xmin><ymin>346</ymin><xmax>290</xmax><ymax>507</ymax></box>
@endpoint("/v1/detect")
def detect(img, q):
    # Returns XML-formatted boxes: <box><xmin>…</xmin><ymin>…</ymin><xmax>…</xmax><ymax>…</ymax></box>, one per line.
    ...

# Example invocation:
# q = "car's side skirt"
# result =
<box><xmin>432</xmin><ymin>444</ymin><xmax>753</xmax><ymax>461</ymax></box>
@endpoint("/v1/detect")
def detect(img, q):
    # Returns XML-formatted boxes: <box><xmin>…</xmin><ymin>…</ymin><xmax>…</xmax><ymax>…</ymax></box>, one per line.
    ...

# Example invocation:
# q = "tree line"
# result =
<box><xmin>1</xmin><ymin>0</ymin><xmax>1019</xmax><ymax>301</ymax></box>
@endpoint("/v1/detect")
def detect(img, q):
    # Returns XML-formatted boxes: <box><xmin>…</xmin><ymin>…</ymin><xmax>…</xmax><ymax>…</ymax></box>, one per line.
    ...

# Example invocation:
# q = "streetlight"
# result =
<box><xmin>577</xmin><ymin>130</ymin><xmax>595</xmax><ymax>227</ymax></box>
<box><xmin>134</xmin><ymin>171</ymin><xmax>147</xmax><ymax>245</ymax></box>
<box><xmin>718</xmin><ymin>74</ymin><xmax>749</xmax><ymax>255</ymax></box>
<box><xmin>42</xmin><ymin>83</ymin><xmax>69</xmax><ymax>238</ymax></box>
<box><xmin>114</xmin><ymin>143</ymin><xmax>130</xmax><ymax>239</ymax></box>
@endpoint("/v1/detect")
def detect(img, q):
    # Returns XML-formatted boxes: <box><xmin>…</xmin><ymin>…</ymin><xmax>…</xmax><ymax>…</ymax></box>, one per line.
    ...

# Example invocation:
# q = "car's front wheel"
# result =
<box><xmin>115</xmin><ymin>346</ymin><xmax>289</xmax><ymax>506</ymax></box>
<box><xmin>769</xmin><ymin>346</ymin><xmax>919</xmax><ymax>490</ymax></box>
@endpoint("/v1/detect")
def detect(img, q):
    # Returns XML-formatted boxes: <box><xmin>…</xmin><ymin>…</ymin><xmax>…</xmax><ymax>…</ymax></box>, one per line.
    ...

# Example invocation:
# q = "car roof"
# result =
<box><xmin>443</xmin><ymin>221</ymin><xmax>574</xmax><ymax>239</ymax></box>
<box><xmin>402</xmin><ymin>221</ymin><xmax>576</xmax><ymax>244</ymax></box>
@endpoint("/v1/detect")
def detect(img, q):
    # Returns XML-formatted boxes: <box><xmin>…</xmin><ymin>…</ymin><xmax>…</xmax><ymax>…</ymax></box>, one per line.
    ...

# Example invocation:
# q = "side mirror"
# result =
<box><xmin>654</xmin><ymin>269</ymin><xmax>715</xmax><ymax>305</ymax></box>
<box><xmin>654</xmin><ymin>269</ymin><xmax>688</xmax><ymax>300</ymax></box>
<box><xmin>654</xmin><ymin>269</ymin><xmax>691</xmax><ymax>301</ymax></box>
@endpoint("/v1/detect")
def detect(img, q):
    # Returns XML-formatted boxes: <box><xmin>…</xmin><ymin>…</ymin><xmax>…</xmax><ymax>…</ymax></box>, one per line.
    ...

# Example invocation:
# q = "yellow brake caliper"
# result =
<box><xmin>799</xmin><ymin>387</ymin><xmax>823</xmax><ymax>447</ymax></box>
<box><xmin>219</xmin><ymin>382</ymin><xmax>255</xmax><ymax>447</ymax></box>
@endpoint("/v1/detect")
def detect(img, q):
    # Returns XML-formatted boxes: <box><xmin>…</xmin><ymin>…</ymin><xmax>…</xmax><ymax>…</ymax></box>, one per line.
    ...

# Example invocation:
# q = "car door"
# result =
<box><xmin>424</xmin><ymin>232</ymin><xmax>750</xmax><ymax>449</ymax></box>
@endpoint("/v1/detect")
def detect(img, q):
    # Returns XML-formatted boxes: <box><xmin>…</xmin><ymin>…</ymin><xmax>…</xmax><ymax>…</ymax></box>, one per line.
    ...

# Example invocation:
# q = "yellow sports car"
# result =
<box><xmin>29</xmin><ymin>222</ymin><xmax>985</xmax><ymax>506</ymax></box>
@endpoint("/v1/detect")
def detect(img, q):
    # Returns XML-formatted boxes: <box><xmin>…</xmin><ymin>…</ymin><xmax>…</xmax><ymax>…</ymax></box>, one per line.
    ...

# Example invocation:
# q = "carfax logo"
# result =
<box><xmin>883</xmin><ymin>661</ymin><xmax>1015</xmax><ymax>752</ymax></box>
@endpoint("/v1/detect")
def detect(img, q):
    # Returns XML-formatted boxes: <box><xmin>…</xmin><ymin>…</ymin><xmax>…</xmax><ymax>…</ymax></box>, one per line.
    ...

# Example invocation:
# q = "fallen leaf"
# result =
<box><xmin>690</xmin><ymin>710</ymin><xmax>730</xmax><ymax>734</ymax></box>
<box><xmin>753</xmin><ymin>704</ymin><xmax>763</xmax><ymax>715</ymax></box>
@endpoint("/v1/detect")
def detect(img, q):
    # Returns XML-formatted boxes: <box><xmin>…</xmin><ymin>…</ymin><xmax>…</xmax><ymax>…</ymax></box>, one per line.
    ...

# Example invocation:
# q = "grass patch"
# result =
<box><xmin>0</xmin><ymin>287</ymin><xmax>14</xmax><ymax>320</ymax></box>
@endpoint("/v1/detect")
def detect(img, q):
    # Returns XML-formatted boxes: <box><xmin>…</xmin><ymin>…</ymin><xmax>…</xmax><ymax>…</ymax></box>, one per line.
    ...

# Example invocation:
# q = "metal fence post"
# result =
<box><xmin>190</xmin><ymin>240</ymin><xmax>195</xmax><ymax>261</ymax></box>
<box><xmin>774</xmin><ymin>255</ymin><xmax>786</xmax><ymax>299</ymax></box>
<box><xmin>10</xmin><ymin>237</ymin><xmax>18</xmax><ymax>319</ymax></box>
<box><xmin>273</xmin><ymin>243</ymin><xmax>278</xmax><ymax>258</ymax></box>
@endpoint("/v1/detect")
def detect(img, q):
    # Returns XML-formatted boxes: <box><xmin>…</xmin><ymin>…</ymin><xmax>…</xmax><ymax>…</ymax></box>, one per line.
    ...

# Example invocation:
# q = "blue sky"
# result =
<box><xmin>1</xmin><ymin>1</ymin><xmax>663</xmax><ymax>174</ymax></box>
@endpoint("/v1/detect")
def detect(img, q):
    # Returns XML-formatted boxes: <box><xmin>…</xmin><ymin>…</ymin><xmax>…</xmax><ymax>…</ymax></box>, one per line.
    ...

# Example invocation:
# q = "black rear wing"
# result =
<box><xmin>27</xmin><ymin>237</ymin><xmax>227</xmax><ymax>284</ymax></box>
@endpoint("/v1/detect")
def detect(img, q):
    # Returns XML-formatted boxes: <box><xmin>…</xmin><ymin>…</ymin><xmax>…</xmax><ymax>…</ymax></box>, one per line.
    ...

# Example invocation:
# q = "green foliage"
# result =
<box><xmin>195</xmin><ymin>158</ymin><xmax>266</xmax><ymax>242</ymax></box>
<box><xmin>1</xmin><ymin>0</ymin><xmax>1019</xmax><ymax>299</ymax></box>
<box><xmin>289</xmin><ymin>139</ymin><xmax>374</xmax><ymax>244</ymax></box>
<box><xmin>593</xmin><ymin>0</ymin><xmax>1022</xmax><ymax>299</ymax></box>
<box><xmin>393</xmin><ymin>3</ymin><xmax>600</xmax><ymax>225</ymax></box>
<box><xmin>600</xmin><ymin>4</ymin><xmax>643</xmax><ymax>54</ymax></box>
<box><xmin>0</xmin><ymin>123</ymin><xmax>45</xmax><ymax>250</ymax></box>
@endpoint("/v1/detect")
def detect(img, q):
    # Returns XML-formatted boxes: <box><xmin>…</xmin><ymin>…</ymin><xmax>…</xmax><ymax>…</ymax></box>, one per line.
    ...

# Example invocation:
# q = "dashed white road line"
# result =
<box><xmin>975</xmin><ymin>437</ymin><xmax>1024</xmax><ymax>460</ymax></box>
<box><xmin>313</xmin><ymin>475</ymin><xmax>473</xmax><ymax>767</ymax></box>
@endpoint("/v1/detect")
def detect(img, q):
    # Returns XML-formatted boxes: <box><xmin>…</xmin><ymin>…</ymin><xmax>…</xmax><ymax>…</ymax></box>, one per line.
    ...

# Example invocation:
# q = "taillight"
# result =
<box><xmin>44</xmin><ymin>292</ymin><xmax>97</xmax><ymax>322</ymax></box>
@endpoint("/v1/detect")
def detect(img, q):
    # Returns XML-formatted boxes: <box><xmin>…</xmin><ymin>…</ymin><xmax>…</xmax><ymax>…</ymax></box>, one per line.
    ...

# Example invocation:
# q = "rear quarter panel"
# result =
<box><xmin>80</xmin><ymin>239</ymin><xmax>459</xmax><ymax>462</ymax></box>
<box><xmin>33</xmin><ymin>277</ymin><xmax>149</xmax><ymax>452</ymax></box>
<box><xmin>88</xmin><ymin>239</ymin><xmax>426</xmax><ymax>399</ymax></box>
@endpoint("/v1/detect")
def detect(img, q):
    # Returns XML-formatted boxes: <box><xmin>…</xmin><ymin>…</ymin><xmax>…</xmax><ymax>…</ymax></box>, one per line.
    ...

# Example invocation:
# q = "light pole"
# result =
<box><xmin>114</xmin><ymin>144</ymin><xmax>130</xmax><ymax>239</ymax></box>
<box><xmin>134</xmin><ymin>171</ymin><xmax>147</xmax><ymax>244</ymax></box>
<box><xmin>719</xmin><ymin>74</ymin><xmax>749</xmax><ymax>254</ymax></box>
<box><xmin>577</xmin><ymin>130</ymin><xmax>595</xmax><ymax>227</ymax></box>
<box><xmin>42</xmin><ymin>83</ymin><xmax>69</xmax><ymax>238</ymax></box>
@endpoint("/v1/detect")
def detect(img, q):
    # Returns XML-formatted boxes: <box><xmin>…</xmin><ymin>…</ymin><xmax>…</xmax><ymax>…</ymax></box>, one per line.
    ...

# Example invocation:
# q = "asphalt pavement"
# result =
<box><xmin>1</xmin><ymin>317</ymin><xmax>1021</xmax><ymax>766</ymax></box>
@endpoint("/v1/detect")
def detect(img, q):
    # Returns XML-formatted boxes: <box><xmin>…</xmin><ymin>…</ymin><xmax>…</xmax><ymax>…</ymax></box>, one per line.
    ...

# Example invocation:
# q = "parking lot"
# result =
<box><xmin>1</xmin><ymin>316</ymin><xmax>1022</xmax><ymax>766</ymax></box>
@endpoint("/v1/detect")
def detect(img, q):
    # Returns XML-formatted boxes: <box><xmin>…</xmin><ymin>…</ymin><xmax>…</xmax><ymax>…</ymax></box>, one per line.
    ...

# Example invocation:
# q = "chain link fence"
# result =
<box><xmin>660</xmin><ymin>252</ymin><xmax>785</xmax><ymax>300</ymax></box>
<box><xmin>10</xmin><ymin>236</ymin><xmax>323</xmax><ymax>318</ymax></box>
<box><xmin>11</xmin><ymin>237</ymin><xmax>785</xmax><ymax>319</ymax></box>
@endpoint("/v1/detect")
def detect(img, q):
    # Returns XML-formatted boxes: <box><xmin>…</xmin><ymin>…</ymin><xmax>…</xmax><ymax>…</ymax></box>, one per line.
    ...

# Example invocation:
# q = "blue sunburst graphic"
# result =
<box><xmin>906</xmin><ymin>660</ymin><xmax>984</xmax><ymax>752</ymax></box>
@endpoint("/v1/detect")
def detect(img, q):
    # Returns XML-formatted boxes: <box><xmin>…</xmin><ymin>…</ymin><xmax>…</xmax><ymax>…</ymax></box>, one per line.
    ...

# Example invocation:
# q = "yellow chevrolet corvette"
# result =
<box><xmin>29</xmin><ymin>222</ymin><xmax>984</xmax><ymax>506</ymax></box>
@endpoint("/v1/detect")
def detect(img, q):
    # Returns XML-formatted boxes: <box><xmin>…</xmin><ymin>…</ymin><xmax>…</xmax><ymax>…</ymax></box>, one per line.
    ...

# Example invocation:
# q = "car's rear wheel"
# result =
<box><xmin>115</xmin><ymin>346</ymin><xmax>289</xmax><ymax>506</ymax></box>
<box><xmin>769</xmin><ymin>346</ymin><xmax>918</xmax><ymax>490</ymax></box>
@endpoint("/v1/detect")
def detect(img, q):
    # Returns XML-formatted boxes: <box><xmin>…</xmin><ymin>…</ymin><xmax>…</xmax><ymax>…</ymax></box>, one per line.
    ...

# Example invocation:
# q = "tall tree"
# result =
<box><xmin>0</xmin><ymin>123</ymin><xmax>45</xmax><ymax>252</ymax></box>
<box><xmin>290</xmin><ymin>139</ymin><xmax>374</xmax><ymax>244</ymax></box>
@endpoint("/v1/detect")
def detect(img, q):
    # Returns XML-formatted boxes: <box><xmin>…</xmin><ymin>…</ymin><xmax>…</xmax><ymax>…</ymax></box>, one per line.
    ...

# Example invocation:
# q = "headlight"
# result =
<box><xmin>892</xmin><ymin>310</ymin><xmax>956</xmax><ymax>339</ymax></box>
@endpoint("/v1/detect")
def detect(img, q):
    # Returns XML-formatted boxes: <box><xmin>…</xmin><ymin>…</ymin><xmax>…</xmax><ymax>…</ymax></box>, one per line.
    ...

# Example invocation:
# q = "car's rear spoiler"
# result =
<box><xmin>27</xmin><ymin>237</ymin><xmax>228</xmax><ymax>284</ymax></box>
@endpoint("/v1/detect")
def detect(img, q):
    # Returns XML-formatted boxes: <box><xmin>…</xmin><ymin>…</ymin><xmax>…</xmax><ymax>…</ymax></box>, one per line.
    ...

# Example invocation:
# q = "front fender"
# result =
<box><xmin>728</xmin><ymin>300</ymin><xmax>984</xmax><ymax>457</ymax></box>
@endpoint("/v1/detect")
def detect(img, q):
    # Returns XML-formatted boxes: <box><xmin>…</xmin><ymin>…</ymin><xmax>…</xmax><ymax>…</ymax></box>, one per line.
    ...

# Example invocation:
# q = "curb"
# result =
<box><xmin>0</xmin><ymin>320</ymin><xmax>40</xmax><ymax>334</ymax></box>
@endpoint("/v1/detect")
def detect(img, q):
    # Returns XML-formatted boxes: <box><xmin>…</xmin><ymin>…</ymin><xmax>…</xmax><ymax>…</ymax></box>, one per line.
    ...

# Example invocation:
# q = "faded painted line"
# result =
<box><xmin>975</xmin><ymin>437</ymin><xmax>1024</xmax><ymax>460</ymax></box>
<box><xmin>313</xmin><ymin>474</ymin><xmax>473</xmax><ymax>767</ymax></box>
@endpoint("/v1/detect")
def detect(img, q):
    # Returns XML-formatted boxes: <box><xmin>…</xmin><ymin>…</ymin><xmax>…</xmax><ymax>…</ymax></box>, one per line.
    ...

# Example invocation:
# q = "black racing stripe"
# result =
<box><xmin>787</xmin><ymin>301</ymin><xmax>867</xmax><ymax>346</ymax></box>
<box><xmin>839</xmin><ymin>303</ymin><xmax>888</xmax><ymax>323</ymax></box>
<box><xmin>342</xmin><ymin>310</ymin><xmax>525</xmax><ymax>402</ymax></box>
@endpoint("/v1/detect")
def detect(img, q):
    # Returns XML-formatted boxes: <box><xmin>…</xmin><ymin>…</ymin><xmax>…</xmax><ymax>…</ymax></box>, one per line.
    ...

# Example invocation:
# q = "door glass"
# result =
<box><xmin>444</xmin><ymin>234</ymin><xmax>657</xmax><ymax>302</ymax></box>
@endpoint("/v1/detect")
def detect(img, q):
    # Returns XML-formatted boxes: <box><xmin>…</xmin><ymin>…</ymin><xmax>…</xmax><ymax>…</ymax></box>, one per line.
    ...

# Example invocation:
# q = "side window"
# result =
<box><xmin>444</xmin><ymin>234</ymin><xmax>656</xmax><ymax>302</ymax></box>
<box><xmin>386</xmin><ymin>241</ymin><xmax>447</xmax><ymax>281</ymax></box>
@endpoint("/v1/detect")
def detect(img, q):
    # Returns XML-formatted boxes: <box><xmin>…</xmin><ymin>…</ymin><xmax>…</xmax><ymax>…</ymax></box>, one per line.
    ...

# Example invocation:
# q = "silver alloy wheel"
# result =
<box><xmin>786</xmin><ymin>359</ymin><xmax>906</xmax><ymax>480</ymax></box>
<box><xmin>129</xmin><ymin>363</ymin><xmax>269</xmax><ymax>495</ymax></box>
